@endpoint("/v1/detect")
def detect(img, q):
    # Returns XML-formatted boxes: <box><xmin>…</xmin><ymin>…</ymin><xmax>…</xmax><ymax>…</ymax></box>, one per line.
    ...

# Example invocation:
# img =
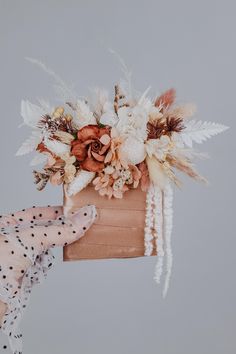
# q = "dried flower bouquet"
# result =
<box><xmin>17</xmin><ymin>65</ymin><xmax>228</xmax><ymax>296</ymax></box>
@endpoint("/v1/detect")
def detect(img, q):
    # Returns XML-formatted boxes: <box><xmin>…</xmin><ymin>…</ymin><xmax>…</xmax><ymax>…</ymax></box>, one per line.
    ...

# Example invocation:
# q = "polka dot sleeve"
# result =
<box><xmin>0</xmin><ymin>204</ymin><xmax>97</xmax><ymax>354</ymax></box>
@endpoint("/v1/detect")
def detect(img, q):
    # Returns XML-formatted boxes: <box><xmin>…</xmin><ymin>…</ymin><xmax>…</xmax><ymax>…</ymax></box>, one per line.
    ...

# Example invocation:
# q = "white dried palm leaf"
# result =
<box><xmin>20</xmin><ymin>100</ymin><xmax>46</xmax><ymax>128</ymax></box>
<box><xmin>180</xmin><ymin>120</ymin><xmax>228</xmax><ymax>147</ymax></box>
<box><xmin>67</xmin><ymin>170</ymin><xmax>95</xmax><ymax>196</ymax></box>
<box><xmin>16</xmin><ymin>131</ymin><xmax>42</xmax><ymax>156</ymax></box>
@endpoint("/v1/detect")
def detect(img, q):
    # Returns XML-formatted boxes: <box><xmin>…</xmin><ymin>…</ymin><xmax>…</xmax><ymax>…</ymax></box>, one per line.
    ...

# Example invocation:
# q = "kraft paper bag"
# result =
<box><xmin>63</xmin><ymin>184</ymin><xmax>157</xmax><ymax>261</ymax></box>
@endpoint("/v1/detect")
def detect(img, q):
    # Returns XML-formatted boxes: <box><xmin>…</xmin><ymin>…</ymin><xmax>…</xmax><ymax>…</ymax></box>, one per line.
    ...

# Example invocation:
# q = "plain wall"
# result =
<box><xmin>0</xmin><ymin>1</ymin><xmax>235</xmax><ymax>353</ymax></box>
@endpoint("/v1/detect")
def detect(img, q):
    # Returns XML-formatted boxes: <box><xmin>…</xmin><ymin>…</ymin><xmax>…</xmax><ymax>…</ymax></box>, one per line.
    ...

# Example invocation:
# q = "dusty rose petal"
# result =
<box><xmin>81</xmin><ymin>157</ymin><xmax>104</xmax><ymax>172</ymax></box>
<box><xmin>107</xmin><ymin>186</ymin><xmax>113</xmax><ymax>199</ymax></box>
<box><xmin>101</xmin><ymin>174</ymin><xmax>109</xmax><ymax>183</ymax></box>
<box><xmin>122</xmin><ymin>185</ymin><xmax>129</xmax><ymax>192</ymax></box>
<box><xmin>71</xmin><ymin>142</ymin><xmax>87</xmax><ymax>161</ymax></box>
<box><xmin>94</xmin><ymin>182</ymin><xmax>103</xmax><ymax>190</ymax></box>
<box><xmin>100</xmin><ymin>134</ymin><xmax>111</xmax><ymax>145</ymax></box>
<box><xmin>87</xmin><ymin>145</ymin><xmax>92</xmax><ymax>158</ymax></box>
<box><xmin>98</xmin><ymin>126</ymin><xmax>110</xmax><ymax>138</ymax></box>
<box><xmin>91</xmin><ymin>151</ymin><xmax>105</xmax><ymax>162</ymax></box>
<box><xmin>77</xmin><ymin>125</ymin><xmax>100</xmax><ymax>141</ymax></box>
<box><xmin>101</xmin><ymin>180</ymin><xmax>109</xmax><ymax>188</ymax></box>
<box><xmin>98</xmin><ymin>187</ymin><xmax>107</xmax><ymax>196</ymax></box>
<box><xmin>50</xmin><ymin>171</ymin><xmax>63</xmax><ymax>185</ymax></box>
<box><xmin>99</xmin><ymin>143</ymin><xmax>110</xmax><ymax>155</ymax></box>
<box><xmin>104</xmin><ymin>150</ymin><xmax>113</xmax><ymax>163</ymax></box>
<box><xmin>113</xmin><ymin>190</ymin><xmax>123</xmax><ymax>199</ymax></box>
<box><xmin>92</xmin><ymin>176</ymin><xmax>101</xmax><ymax>185</ymax></box>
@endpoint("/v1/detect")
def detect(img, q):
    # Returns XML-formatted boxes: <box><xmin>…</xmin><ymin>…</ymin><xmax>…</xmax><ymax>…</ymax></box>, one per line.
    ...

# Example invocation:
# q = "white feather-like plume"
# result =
<box><xmin>180</xmin><ymin>120</ymin><xmax>229</xmax><ymax>147</ymax></box>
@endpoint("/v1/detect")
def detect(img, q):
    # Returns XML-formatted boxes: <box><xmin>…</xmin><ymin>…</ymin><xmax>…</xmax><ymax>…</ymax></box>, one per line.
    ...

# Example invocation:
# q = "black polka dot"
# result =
<box><xmin>73</xmin><ymin>231</ymin><xmax>76</xmax><ymax>234</ymax></box>
<box><xmin>9</xmin><ymin>266</ymin><xmax>13</xmax><ymax>270</ymax></box>
<box><xmin>11</xmin><ymin>251</ymin><xmax>14</xmax><ymax>254</ymax></box>
<box><xmin>4</xmin><ymin>240</ymin><xmax>8</xmax><ymax>243</ymax></box>
<box><xmin>58</xmin><ymin>232</ymin><xmax>61</xmax><ymax>235</ymax></box>
<box><xmin>21</xmin><ymin>270</ymin><xmax>24</xmax><ymax>274</ymax></box>
<box><xmin>84</xmin><ymin>213</ymin><xmax>87</xmax><ymax>216</ymax></box>
<box><xmin>31</xmin><ymin>233</ymin><xmax>35</xmax><ymax>237</ymax></box>
<box><xmin>83</xmin><ymin>227</ymin><xmax>86</xmax><ymax>230</ymax></box>
<box><xmin>39</xmin><ymin>214</ymin><xmax>42</xmax><ymax>217</ymax></box>
<box><xmin>19</xmin><ymin>218</ymin><xmax>23</xmax><ymax>222</ymax></box>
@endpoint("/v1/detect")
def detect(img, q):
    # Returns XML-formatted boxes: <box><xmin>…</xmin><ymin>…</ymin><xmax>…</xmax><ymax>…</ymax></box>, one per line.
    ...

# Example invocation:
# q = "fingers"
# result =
<box><xmin>7</xmin><ymin>205</ymin><xmax>97</xmax><ymax>257</ymax></box>
<box><xmin>0</xmin><ymin>206</ymin><xmax>63</xmax><ymax>228</ymax></box>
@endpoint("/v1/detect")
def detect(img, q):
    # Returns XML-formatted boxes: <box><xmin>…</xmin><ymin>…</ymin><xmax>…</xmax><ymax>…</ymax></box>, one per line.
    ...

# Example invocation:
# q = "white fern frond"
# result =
<box><xmin>67</xmin><ymin>170</ymin><xmax>95</xmax><ymax>196</ymax></box>
<box><xmin>16</xmin><ymin>131</ymin><xmax>42</xmax><ymax>156</ymax></box>
<box><xmin>181</xmin><ymin>120</ymin><xmax>229</xmax><ymax>147</ymax></box>
<box><xmin>20</xmin><ymin>100</ymin><xmax>46</xmax><ymax>128</ymax></box>
<box><xmin>30</xmin><ymin>153</ymin><xmax>47</xmax><ymax>166</ymax></box>
<box><xmin>44</xmin><ymin>138</ymin><xmax>70</xmax><ymax>157</ymax></box>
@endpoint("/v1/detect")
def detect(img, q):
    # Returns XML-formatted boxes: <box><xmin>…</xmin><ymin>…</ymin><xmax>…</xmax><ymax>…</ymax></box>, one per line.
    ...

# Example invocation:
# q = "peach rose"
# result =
<box><xmin>71</xmin><ymin>124</ymin><xmax>111</xmax><ymax>172</ymax></box>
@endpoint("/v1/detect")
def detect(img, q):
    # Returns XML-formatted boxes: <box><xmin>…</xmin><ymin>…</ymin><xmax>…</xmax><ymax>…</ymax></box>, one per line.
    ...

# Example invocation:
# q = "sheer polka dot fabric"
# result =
<box><xmin>0</xmin><ymin>205</ymin><xmax>97</xmax><ymax>354</ymax></box>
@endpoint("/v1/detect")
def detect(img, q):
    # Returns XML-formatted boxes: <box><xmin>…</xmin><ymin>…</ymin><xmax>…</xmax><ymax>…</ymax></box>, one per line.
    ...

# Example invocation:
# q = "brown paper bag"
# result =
<box><xmin>63</xmin><ymin>184</ymin><xmax>157</xmax><ymax>261</ymax></box>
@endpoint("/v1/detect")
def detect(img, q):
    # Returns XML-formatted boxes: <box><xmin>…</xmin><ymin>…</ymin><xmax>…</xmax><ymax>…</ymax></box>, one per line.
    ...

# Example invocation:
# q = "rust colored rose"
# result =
<box><xmin>71</xmin><ymin>124</ymin><xmax>111</xmax><ymax>172</ymax></box>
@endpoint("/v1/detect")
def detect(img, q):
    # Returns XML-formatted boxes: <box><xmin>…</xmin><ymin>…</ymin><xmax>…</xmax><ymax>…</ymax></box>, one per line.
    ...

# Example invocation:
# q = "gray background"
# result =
<box><xmin>0</xmin><ymin>1</ymin><xmax>235</xmax><ymax>353</ymax></box>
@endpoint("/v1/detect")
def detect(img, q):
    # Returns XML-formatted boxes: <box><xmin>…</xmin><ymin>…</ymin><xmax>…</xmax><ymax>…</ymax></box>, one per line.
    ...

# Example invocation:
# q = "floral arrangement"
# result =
<box><xmin>17</xmin><ymin>86</ymin><xmax>227</xmax><ymax>197</ymax></box>
<box><xmin>17</xmin><ymin>61</ymin><xmax>228</xmax><ymax>296</ymax></box>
